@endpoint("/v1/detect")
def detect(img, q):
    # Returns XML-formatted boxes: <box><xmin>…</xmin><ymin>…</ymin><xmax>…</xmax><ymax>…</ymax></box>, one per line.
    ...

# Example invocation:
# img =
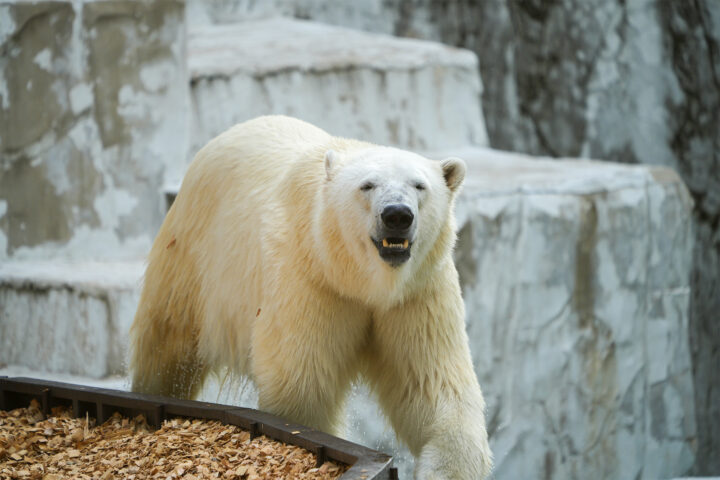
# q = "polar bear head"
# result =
<box><xmin>321</xmin><ymin>147</ymin><xmax>465</xmax><ymax>278</ymax></box>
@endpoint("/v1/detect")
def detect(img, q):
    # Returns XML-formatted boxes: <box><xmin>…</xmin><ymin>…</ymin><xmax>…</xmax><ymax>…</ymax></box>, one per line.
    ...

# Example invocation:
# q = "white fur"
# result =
<box><xmin>130</xmin><ymin>115</ymin><xmax>492</xmax><ymax>479</ymax></box>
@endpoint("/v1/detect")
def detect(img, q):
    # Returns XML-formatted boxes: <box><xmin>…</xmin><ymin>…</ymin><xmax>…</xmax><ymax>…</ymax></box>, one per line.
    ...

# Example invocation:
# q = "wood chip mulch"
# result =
<box><xmin>0</xmin><ymin>400</ymin><xmax>348</xmax><ymax>480</ymax></box>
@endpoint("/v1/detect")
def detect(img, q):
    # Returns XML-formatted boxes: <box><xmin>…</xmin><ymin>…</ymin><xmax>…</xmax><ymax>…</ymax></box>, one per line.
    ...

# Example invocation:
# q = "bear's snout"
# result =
<box><xmin>381</xmin><ymin>204</ymin><xmax>414</xmax><ymax>231</ymax></box>
<box><xmin>374</xmin><ymin>203</ymin><xmax>415</xmax><ymax>267</ymax></box>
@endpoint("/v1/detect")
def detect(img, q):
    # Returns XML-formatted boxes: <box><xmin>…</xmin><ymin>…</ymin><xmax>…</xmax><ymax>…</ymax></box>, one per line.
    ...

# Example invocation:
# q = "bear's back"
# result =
<box><xmin>191</xmin><ymin>115</ymin><xmax>331</xmax><ymax>184</ymax></box>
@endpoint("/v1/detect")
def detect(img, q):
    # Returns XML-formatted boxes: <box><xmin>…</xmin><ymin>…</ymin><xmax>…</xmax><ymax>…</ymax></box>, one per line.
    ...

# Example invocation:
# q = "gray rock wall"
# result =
<box><xmin>449</xmin><ymin>149</ymin><xmax>695</xmax><ymax>479</ymax></box>
<box><xmin>0</xmin><ymin>0</ymin><xmax>188</xmax><ymax>261</ymax></box>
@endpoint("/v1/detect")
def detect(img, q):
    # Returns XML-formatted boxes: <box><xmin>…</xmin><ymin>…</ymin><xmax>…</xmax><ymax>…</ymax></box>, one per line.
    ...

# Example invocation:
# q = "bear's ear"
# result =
<box><xmin>325</xmin><ymin>150</ymin><xmax>339</xmax><ymax>181</ymax></box>
<box><xmin>440</xmin><ymin>157</ymin><xmax>466</xmax><ymax>192</ymax></box>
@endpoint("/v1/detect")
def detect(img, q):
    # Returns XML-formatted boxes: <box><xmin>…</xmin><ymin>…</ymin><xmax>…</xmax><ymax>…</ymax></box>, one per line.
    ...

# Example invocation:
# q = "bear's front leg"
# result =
<box><xmin>366</xmin><ymin>264</ymin><xmax>492</xmax><ymax>479</ymax></box>
<box><xmin>251</xmin><ymin>278</ymin><xmax>369</xmax><ymax>436</ymax></box>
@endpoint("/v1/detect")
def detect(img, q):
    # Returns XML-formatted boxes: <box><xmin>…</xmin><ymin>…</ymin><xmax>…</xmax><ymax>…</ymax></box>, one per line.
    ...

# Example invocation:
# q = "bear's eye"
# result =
<box><xmin>360</xmin><ymin>182</ymin><xmax>375</xmax><ymax>192</ymax></box>
<box><xmin>415</xmin><ymin>182</ymin><xmax>427</xmax><ymax>191</ymax></box>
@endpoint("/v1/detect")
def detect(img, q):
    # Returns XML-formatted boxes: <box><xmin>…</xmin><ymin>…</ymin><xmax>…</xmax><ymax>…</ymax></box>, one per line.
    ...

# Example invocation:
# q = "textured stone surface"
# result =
<box><xmin>188</xmin><ymin>18</ymin><xmax>487</xmax><ymax>159</ymax></box>
<box><xmin>0</xmin><ymin>261</ymin><xmax>143</xmax><ymax>378</ymax></box>
<box><xmin>185</xmin><ymin>0</ymin><xmax>402</xmax><ymax>33</ymax></box>
<box><xmin>0</xmin><ymin>0</ymin><xmax>188</xmax><ymax>261</ymax></box>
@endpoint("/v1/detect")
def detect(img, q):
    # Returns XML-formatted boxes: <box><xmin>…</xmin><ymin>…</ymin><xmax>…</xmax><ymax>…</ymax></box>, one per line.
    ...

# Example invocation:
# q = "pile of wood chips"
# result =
<box><xmin>0</xmin><ymin>400</ymin><xmax>348</xmax><ymax>479</ymax></box>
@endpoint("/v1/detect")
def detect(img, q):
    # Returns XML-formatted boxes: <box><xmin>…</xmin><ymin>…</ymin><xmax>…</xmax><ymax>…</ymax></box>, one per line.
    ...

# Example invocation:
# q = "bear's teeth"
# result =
<box><xmin>382</xmin><ymin>238</ymin><xmax>409</xmax><ymax>249</ymax></box>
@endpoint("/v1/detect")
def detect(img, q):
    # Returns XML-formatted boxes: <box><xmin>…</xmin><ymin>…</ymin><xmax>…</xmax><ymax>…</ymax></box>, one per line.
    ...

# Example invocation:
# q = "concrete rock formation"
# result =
<box><xmin>0</xmin><ymin>0</ymin><xmax>188</xmax><ymax>261</ymax></box>
<box><xmin>0</xmin><ymin>261</ymin><xmax>142</xmax><ymax>377</ymax></box>
<box><xmin>188</xmin><ymin>18</ymin><xmax>487</xmax><ymax>159</ymax></box>
<box><xmin>449</xmin><ymin>148</ymin><xmax>695</xmax><ymax>479</ymax></box>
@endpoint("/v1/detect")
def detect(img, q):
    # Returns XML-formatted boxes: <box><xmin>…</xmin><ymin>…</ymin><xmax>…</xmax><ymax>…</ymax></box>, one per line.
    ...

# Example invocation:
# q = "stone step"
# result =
<box><xmin>188</xmin><ymin>18</ymin><xmax>487</xmax><ymax>158</ymax></box>
<box><xmin>0</xmin><ymin>260</ymin><xmax>143</xmax><ymax>378</ymax></box>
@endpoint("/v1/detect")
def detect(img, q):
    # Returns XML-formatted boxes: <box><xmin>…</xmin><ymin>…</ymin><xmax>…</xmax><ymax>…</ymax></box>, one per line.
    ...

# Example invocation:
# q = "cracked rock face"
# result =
<box><xmin>450</xmin><ymin>150</ymin><xmax>696</xmax><ymax>480</ymax></box>
<box><xmin>0</xmin><ymin>1</ymin><xmax>188</xmax><ymax>261</ymax></box>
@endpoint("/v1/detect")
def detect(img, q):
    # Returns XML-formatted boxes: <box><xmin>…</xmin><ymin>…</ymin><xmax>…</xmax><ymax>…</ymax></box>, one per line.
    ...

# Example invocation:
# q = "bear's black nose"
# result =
<box><xmin>381</xmin><ymin>204</ymin><xmax>414</xmax><ymax>230</ymax></box>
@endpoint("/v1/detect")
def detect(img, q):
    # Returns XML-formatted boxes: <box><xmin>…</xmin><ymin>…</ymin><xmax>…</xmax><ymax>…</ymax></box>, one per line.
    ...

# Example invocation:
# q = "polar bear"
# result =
<box><xmin>130</xmin><ymin>115</ymin><xmax>491</xmax><ymax>479</ymax></box>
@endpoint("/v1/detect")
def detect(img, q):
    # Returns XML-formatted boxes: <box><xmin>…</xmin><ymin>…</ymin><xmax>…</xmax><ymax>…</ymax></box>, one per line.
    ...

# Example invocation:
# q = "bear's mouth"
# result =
<box><xmin>372</xmin><ymin>236</ymin><xmax>412</xmax><ymax>266</ymax></box>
